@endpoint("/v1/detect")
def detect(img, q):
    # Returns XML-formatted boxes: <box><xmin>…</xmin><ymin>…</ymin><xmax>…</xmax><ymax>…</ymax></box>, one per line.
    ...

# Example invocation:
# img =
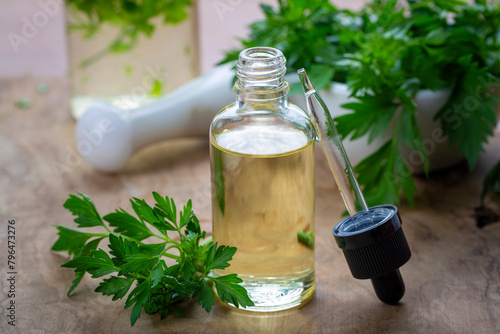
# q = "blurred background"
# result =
<box><xmin>1</xmin><ymin>0</ymin><xmax>499</xmax><ymax>205</ymax></box>
<box><xmin>0</xmin><ymin>0</ymin><xmax>368</xmax><ymax>97</ymax></box>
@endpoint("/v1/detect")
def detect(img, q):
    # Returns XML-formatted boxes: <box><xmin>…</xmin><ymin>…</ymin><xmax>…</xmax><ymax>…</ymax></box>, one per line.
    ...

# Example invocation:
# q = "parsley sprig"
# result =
<box><xmin>51</xmin><ymin>192</ymin><xmax>253</xmax><ymax>326</ymax></box>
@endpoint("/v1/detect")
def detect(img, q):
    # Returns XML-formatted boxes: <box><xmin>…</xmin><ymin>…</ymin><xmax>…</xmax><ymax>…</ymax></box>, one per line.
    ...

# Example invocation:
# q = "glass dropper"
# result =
<box><xmin>297</xmin><ymin>69</ymin><xmax>373</xmax><ymax>226</ymax></box>
<box><xmin>298</xmin><ymin>68</ymin><xmax>411</xmax><ymax>304</ymax></box>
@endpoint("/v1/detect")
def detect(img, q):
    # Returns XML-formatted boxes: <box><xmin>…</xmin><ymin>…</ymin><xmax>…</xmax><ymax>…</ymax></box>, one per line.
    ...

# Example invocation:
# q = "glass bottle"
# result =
<box><xmin>209</xmin><ymin>47</ymin><xmax>316</xmax><ymax>311</ymax></box>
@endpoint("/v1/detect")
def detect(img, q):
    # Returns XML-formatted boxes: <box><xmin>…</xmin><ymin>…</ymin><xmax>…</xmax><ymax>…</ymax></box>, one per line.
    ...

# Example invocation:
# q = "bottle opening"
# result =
<box><xmin>241</xmin><ymin>48</ymin><xmax>281</xmax><ymax>59</ymax></box>
<box><xmin>236</xmin><ymin>47</ymin><xmax>287</xmax><ymax>83</ymax></box>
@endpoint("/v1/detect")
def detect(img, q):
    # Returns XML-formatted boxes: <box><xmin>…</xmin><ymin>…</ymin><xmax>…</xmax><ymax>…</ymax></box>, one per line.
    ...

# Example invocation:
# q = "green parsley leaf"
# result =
<box><xmin>104</xmin><ymin>209</ymin><xmax>152</xmax><ymax>241</ymax></box>
<box><xmin>150</xmin><ymin>263</ymin><xmax>164</xmax><ymax>288</ymax></box>
<box><xmin>51</xmin><ymin>226</ymin><xmax>95</xmax><ymax>256</ymax></box>
<box><xmin>125</xmin><ymin>280</ymin><xmax>150</xmax><ymax>327</ymax></box>
<box><xmin>57</xmin><ymin>236</ymin><xmax>104</xmax><ymax>295</ymax></box>
<box><xmin>204</xmin><ymin>243</ymin><xmax>237</xmax><ymax>272</ymax></box>
<box><xmin>95</xmin><ymin>276</ymin><xmax>135</xmax><ymax>301</ymax></box>
<box><xmin>195</xmin><ymin>279</ymin><xmax>215</xmax><ymax>312</ymax></box>
<box><xmin>108</xmin><ymin>234</ymin><xmax>140</xmax><ymax>267</ymax></box>
<box><xmin>130</xmin><ymin>197</ymin><xmax>162</xmax><ymax>225</ymax></box>
<box><xmin>152</xmin><ymin>192</ymin><xmax>179</xmax><ymax>232</ymax></box>
<box><xmin>80</xmin><ymin>237</ymin><xmax>105</xmax><ymax>256</ymax></box>
<box><xmin>185</xmin><ymin>215</ymin><xmax>201</xmax><ymax>235</ymax></box>
<box><xmin>210</xmin><ymin>274</ymin><xmax>254</xmax><ymax>309</ymax></box>
<box><xmin>67</xmin><ymin>271</ymin><xmax>85</xmax><ymax>297</ymax></box>
<box><xmin>119</xmin><ymin>253</ymin><xmax>160</xmax><ymax>276</ymax></box>
<box><xmin>179</xmin><ymin>200</ymin><xmax>193</xmax><ymax>229</ymax></box>
<box><xmin>63</xmin><ymin>192</ymin><xmax>105</xmax><ymax>228</ymax></box>
<box><xmin>61</xmin><ymin>252</ymin><xmax>118</xmax><ymax>278</ymax></box>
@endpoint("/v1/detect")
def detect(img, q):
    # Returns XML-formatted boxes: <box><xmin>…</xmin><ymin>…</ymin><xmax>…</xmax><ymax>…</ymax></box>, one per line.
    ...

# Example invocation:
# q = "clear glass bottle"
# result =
<box><xmin>209</xmin><ymin>47</ymin><xmax>316</xmax><ymax>311</ymax></box>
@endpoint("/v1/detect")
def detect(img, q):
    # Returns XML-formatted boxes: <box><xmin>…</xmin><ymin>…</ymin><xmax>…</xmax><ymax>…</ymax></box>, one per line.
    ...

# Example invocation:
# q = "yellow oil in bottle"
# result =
<box><xmin>210</xmin><ymin>121</ymin><xmax>315</xmax><ymax>311</ymax></box>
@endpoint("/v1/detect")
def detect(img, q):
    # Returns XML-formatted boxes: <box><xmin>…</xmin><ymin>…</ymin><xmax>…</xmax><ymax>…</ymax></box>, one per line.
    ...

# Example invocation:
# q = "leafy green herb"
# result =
<box><xmin>52</xmin><ymin>191</ymin><xmax>253</xmax><ymax>326</ymax></box>
<box><xmin>222</xmin><ymin>0</ymin><xmax>500</xmax><ymax>207</ymax></box>
<box><xmin>67</xmin><ymin>0</ymin><xmax>193</xmax><ymax>67</ymax></box>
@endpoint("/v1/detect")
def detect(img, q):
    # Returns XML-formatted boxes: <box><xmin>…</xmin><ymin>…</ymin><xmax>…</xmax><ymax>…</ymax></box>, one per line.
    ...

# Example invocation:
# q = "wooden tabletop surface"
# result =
<box><xmin>1</xmin><ymin>77</ymin><xmax>500</xmax><ymax>334</ymax></box>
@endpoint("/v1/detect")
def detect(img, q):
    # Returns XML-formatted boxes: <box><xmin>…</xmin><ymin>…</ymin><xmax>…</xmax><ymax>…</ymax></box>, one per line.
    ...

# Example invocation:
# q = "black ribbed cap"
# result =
<box><xmin>332</xmin><ymin>205</ymin><xmax>411</xmax><ymax>280</ymax></box>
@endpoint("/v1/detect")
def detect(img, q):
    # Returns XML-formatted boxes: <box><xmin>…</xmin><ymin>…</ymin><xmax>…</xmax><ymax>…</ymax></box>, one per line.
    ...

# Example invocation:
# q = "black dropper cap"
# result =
<box><xmin>332</xmin><ymin>205</ymin><xmax>411</xmax><ymax>304</ymax></box>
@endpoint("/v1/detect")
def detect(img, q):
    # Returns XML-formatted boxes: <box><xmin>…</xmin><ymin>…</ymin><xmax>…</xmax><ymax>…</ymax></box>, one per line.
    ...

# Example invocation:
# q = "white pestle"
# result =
<box><xmin>77</xmin><ymin>62</ymin><xmax>500</xmax><ymax>173</ymax></box>
<box><xmin>75</xmin><ymin>63</ymin><xmax>236</xmax><ymax>172</ymax></box>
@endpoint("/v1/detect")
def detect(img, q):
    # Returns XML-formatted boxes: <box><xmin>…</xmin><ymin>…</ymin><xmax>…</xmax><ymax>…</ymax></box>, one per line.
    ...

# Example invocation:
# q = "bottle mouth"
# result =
<box><xmin>236</xmin><ymin>47</ymin><xmax>287</xmax><ymax>82</ymax></box>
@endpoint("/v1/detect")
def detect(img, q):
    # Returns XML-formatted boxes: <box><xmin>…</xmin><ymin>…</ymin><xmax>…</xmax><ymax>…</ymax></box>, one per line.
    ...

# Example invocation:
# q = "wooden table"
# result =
<box><xmin>1</xmin><ymin>77</ymin><xmax>500</xmax><ymax>333</ymax></box>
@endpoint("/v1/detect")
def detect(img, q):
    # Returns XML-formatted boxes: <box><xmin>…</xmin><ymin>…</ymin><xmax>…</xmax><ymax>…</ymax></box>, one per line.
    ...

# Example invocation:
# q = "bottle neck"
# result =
<box><xmin>233</xmin><ymin>47</ymin><xmax>290</xmax><ymax>110</ymax></box>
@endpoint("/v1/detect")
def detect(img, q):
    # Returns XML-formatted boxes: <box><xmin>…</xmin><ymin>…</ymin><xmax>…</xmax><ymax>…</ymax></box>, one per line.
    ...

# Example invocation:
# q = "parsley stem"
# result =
<box><xmin>161</xmin><ymin>253</ymin><xmax>180</xmax><ymax>260</ymax></box>
<box><xmin>161</xmin><ymin>245</ymin><xmax>181</xmax><ymax>259</ymax></box>
<box><xmin>134</xmin><ymin>273</ymin><xmax>149</xmax><ymax>280</ymax></box>
<box><xmin>164</xmin><ymin>237</ymin><xmax>181</xmax><ymax>247</ymax></box>
<box><xmin>159</xmin><ymin>245</ymin><xmax>180</xmax><ymax>260</ymax></box>
<box><xmin>145</xmin><ymin>230</ymin><xmax>181</xmax><ymax>247</ymax></box>
<box><xmin>88</xmin><ymin>232</ymin><xmax>111</xmax><ymax>237</ymax></box>
<box><xmin>89</xmin><ymin>232</ymin><xmax>148</xmax><ymax>245</ymax></box>
<box><xmin>101</xmin><ymin>224</ymin><xmax>112</xmax><ymax>235</ymax></box>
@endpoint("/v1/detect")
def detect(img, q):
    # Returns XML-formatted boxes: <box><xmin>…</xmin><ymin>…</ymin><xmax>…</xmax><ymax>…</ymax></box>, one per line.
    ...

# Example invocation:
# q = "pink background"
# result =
<box><xmin>197</xmin><ymin>0</ymin><xmax>368</xmax><ymax>73</ymax></box>
<box><xmin>0</xmin><ymin>0</ymin><xmax>68</xmax><ymax>77</ymax></box>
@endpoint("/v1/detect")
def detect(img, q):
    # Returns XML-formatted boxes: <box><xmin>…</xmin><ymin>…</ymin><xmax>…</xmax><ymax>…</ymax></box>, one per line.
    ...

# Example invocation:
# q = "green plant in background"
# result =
<box><xmin>66</xmin><ymin>0</ymin><xmax>193</xmax><ymax>68</ymax></box>
<box><xmin>221</xmin><ymin>0</ymin><xmax>500</xmax><ymax>207</ymax></box>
